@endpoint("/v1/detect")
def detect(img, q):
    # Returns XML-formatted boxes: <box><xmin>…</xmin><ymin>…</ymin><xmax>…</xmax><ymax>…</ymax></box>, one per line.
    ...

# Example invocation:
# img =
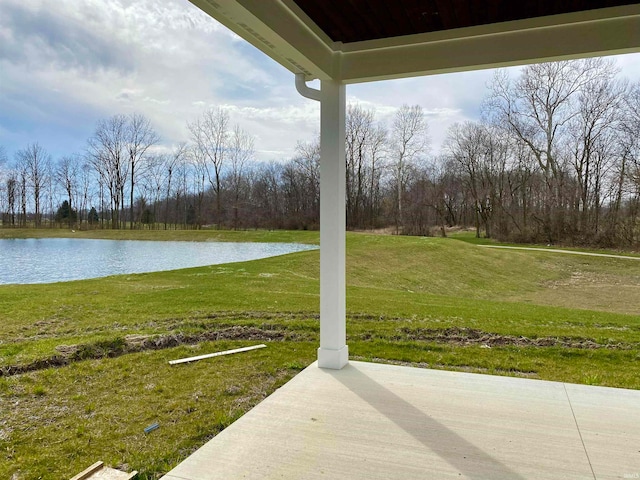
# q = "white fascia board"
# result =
<box><xmin>339</xmin><ymin>5</ymin><xmax>640</xmax><ymax>84</ymax></box>
<box><xmin>188</xmin><ymin>0</ymin><xmax>336</xmax><ymax>80</ymax></box>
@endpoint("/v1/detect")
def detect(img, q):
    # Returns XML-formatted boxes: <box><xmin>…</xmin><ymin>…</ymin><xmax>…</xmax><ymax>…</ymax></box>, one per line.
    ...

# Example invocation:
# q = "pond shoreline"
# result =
<box><xmin>0</xmin><ymin>237</ymin><xmax>317</xmax><ymax>285</ymax></box>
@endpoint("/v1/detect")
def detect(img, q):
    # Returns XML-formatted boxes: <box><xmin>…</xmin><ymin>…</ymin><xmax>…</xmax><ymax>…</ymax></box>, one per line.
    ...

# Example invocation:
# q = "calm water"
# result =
<box><xmin>0</xmin><ymin>238</ymin><xmax>317</xmax><ymax>285</ymax></box>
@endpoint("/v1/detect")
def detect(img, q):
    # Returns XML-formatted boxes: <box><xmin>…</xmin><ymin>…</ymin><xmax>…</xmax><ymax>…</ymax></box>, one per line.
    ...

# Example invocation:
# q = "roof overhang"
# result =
<box><xmin>189</xmin><ymin>0</ymin><xmax>640</xmax><ymax>83</ymax></box>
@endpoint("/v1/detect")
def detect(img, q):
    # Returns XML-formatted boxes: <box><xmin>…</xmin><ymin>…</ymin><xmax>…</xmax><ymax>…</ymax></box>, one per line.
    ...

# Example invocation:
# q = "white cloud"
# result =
<box><xmin>615</xmin><ymin>52</ymin><xmax>640</xmax><ymax>81</ymax></box>
<box><xmin>0</xmin><ymin>0</ymin><xmax>301</xmax><ymax>159</ymax></box>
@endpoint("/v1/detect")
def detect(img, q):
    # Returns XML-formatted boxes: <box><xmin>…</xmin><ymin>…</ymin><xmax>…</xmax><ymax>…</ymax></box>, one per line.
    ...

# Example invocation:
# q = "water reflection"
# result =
<box><xmin>0</xmin><ymin>238</ymin><xmax>317</xmax><ymax>285</ymax></box>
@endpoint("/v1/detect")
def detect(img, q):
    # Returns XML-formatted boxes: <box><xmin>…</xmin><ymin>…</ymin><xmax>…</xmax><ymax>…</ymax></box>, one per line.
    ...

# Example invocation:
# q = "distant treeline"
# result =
<box><xmin>1</xmin><ymin>58</ymin><xmax>639</xmax><ymax>247</ymax></box>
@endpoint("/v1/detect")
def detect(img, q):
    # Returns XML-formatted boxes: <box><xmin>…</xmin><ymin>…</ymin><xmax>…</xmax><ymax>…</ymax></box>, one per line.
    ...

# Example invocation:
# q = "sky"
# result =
<box><xmin>1</xmin><ymin>0</ymin><xmax>639</xmax><ymax>164</ymax></box>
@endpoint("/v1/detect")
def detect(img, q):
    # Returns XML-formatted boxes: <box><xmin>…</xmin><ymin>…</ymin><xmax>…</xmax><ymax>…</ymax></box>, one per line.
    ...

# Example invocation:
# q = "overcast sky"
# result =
<box><xmin>1</xmin><ymin>0</ymin><xmax>639</xmax><ymax>163</ymax></box>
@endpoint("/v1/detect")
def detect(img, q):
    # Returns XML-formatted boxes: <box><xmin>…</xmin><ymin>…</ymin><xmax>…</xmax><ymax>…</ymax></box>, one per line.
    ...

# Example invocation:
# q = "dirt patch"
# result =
<box><xmin>392</xmin><ymin>326</ymin><xmax>632</xmax><ymax>350</ymax></box>
<box><xmin>123</xmin><ymin>326</ymin><xmax>298</xmax><ymax>350</ymax></box>
<box><xmin>4</xmin><ymin>311</ymin><xmax>320</xmax><ymax>344</ymax></box>
<box><xmin>202</xmin><ymin>311</ymin><xmax>319</xmax><ymax>321</ymax></box>
<box><xmin>0</xmin><ymin>326</ymin><xmax>304</xmax><ymax>378</ymax></box>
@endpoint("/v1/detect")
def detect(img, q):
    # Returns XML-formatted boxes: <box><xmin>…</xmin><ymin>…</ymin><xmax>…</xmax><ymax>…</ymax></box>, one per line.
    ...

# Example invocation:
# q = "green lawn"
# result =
<box><xmin>1</xmin><ymin>228</ymin><xmax>639</xmax><ymax>479</ymax></box>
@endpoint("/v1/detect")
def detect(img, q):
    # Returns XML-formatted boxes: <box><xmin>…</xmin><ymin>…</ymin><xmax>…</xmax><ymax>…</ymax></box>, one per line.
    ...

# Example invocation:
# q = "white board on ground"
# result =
<box><xmin>169</xmin><ymin>344</ymin><xmax>267</xmax><ymax>365</ymax></box>
<box><xmin>69</xmin><ymin>461</ymin><xmax>137</xmax><ymax>480</ymax></box>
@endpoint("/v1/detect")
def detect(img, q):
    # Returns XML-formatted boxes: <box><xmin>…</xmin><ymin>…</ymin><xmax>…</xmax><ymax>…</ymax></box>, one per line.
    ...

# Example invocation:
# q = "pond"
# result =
<box><xmin>0</xmin><ymin>238</ymin><xmax>318</xmax><ymax>285</ymax></box>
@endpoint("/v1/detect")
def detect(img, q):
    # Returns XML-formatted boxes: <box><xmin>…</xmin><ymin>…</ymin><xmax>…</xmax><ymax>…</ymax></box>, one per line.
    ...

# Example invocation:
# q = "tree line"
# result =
<box><xmin>1</xmin><ymin>58</ymin><xmax>639</xmax><ymax>247</ymax></box>
<box><xmin>435</xmin><ymin>58</ymin><xmax>640</xmax><ymax>246</ymax></box>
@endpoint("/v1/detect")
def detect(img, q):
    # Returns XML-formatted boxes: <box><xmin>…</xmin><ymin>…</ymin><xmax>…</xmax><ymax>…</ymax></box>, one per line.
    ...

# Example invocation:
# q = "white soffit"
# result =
<box><xmin>188</xmin><ymin>0</ymin><xmax>336</xmax><ymax>79</ymax></box>
<box><xmin>189</xmin><ymin>1</ymin><xmax>640</xmax><ymax>84</ymax></box>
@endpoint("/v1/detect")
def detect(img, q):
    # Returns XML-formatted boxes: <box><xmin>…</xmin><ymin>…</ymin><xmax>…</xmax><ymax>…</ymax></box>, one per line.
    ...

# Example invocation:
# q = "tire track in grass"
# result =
<box><xmin>0</xmin><ymin>326</ymin><xmax>312</xmax><ymax>377</ymax></box>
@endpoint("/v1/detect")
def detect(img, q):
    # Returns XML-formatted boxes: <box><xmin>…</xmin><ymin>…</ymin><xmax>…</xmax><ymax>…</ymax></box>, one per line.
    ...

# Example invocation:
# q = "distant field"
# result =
<box><xmin>1</xmin><ymin>228</ymin><xmax>639</xmax><ymax>479</ymax></box>
<box><xmin>0</xmin><ymin>227</ymin><xmax>320</xmax><ymax>244</ymax></box>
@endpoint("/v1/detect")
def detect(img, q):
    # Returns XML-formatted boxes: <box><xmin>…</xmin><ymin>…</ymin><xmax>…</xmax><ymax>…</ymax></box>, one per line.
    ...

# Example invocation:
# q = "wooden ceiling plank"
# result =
<box><xmin>344</xmin><ymin>0</ymin><xmax>385</xmax><ymax>43</ymax></box>
<box><xmin>435</xmin><ymin>0</ymin><xmax>459</xmax><ymax>32</ymax></box>
<box><xmin>292</xmin><ymin>0</ymin><xmax>640</xmax><ymax>43</ymax></box>
<box><xmin>372</xmin><ymin>0</ymin><xmax>412</xmax><ymax>41</ymax></box>
<box><xmin>399</xmin><ymin>0</ymin><xmax>426</xmax><ymax>35</ymax></box>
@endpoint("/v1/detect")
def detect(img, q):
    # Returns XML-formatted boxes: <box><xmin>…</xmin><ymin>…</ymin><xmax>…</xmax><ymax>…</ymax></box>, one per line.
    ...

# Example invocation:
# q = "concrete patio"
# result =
<box><xmin>162</xmin><ymin>361</ymin><xmax>639</xmax><ymax>479</ymax></box>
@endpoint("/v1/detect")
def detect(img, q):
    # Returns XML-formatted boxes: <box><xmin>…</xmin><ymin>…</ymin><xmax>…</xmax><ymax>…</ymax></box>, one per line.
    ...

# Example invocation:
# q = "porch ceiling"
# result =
<box><xmin>293</xmin><ymin>0</ymin><xmax>640</xmax><ymax>44</ymax></box>
<box><xmin>188</xmin><ymin>0</ymin><xmax>640</xmax><ymax>83</ymax></box>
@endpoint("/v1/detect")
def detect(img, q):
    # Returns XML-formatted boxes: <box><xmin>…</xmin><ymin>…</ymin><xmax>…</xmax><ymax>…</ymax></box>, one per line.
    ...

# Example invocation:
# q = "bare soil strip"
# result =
<box><xmin>4</xmin><ymin>316</ymin><xmax>637</xmax><ymax>377</ymax></box>
<box><xmin>0</xmin><ymin>326</ymin><xmax>308</xmax><ymax>377</ymax></box>
<box><xmin>394</xmin><ymin>326</ymin><xmax>636</xmax><ymax>349</ymax></box>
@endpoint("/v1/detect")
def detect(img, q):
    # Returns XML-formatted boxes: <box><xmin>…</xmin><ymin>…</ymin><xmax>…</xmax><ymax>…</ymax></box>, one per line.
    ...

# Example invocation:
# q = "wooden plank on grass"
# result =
<box><xmin>169</xmin><ymin>344</ymin><xmax>267</xmax><ymax>365</ymax></box>
<box><xmin>69</xmin><ymin>461</ymin><xmax>137</xmax><ymax>480</ymax></box>
<box><xmin>69</xmin><ymin>462</ymin><xmax>104</xmax><ymax>480</ymax></box>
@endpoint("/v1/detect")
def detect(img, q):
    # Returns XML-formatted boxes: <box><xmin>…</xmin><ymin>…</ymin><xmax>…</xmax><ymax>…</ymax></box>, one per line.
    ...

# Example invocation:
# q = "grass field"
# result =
<box><xmin>1</xmin><ymin>228</ymin><xmax>639</xmax><ymax>479</ymax></box>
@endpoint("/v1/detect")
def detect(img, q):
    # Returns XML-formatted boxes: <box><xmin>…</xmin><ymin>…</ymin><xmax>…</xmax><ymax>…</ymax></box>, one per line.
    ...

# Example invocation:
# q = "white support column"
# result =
<box><xmin>317</xmin><ymin>79</ymin><xmax>348</xmax><ymax>370</ymax></box>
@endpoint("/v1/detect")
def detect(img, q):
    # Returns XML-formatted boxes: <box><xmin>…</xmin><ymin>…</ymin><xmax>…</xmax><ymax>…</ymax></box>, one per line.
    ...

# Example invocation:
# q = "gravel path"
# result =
<box><xmin>479</xmin><ymin>244</ymin><xmax>640</xmax><ymax>260</ymax></box>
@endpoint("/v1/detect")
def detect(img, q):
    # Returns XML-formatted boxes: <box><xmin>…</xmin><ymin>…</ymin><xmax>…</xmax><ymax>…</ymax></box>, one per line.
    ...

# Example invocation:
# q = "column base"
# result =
<box><xmin>317</xmin><ymin>345</ymin><xmax>349</xmax><ymax>370</ymax></box>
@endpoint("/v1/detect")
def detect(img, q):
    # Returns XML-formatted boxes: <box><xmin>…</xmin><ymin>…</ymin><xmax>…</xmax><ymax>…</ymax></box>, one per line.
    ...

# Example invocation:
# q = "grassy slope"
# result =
<box><xmin>1</xmin><ymin>229</ymin><xmax>639</xmax><ymax>479</ymax></box>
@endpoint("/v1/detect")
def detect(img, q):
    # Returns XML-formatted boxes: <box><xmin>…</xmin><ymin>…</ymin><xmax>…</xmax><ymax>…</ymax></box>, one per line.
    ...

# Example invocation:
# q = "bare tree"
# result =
<box><xmin>173</xmin><ymin>152</ymin><xmax>191</xmax><ymax>228</ymax></box>
<box><xmin>76</xmin><ymin>161</ymin><xmax>94</xmax><ymax>226</ymax></box>
<box><xmin>127</xmin><ymin>113</ymin><xmax>159</xmax><ymax>229</ymax></box>
<box><xmin>445</xmin><ymin>122</ymin><xmax>487</xmax><ymax>237</ymax></box>
<box><xmin>226</xmin><ymin>125</ymin><xmax>254</xmax><ymax>229</ymax></box>
<box><xmin>346</xmin><ymin>104</ymin><xmax>376</xmax><ymax>229</ymax></box>
<box><xmin>188</xmin><ymin>107</ymin><xmax>230</xmax><ymax>223</ymax></box>
<box><xmin>428</xmin><ymin>156</ymin><xmax>464</xmax><ymax>235</ymax></box>
<box><xmin>15</xmin><ymin>156</ymin><xmax>28</xmax><ymax>227</ymax></box>
<box><xmin>334</xmin><ymin>104</ymin><xmax>390</xmax><ymax>231</ymax></box>
<box><xmin>0</xmin><ymin>147</ymin><xmax>8</xmax><ymax>225</ymax></box>
<box><xmin>140</xmin><ymin>154</ymin><xmax>164</xmax><ymax>227</ymax></box>
<box><xmin>292</xmin><ymin>138</ymin><xmax>320</xmax><ymax>228</ymax></box>
<box><xmin>251</xmin><ymin>161</ymin><xmax>285</xmax><ymax>228</ymax></box>
<box><xmin>624</xmin><ymin>82</ymin><xmax>640</xmax><ymax>191</ymax></box>
<box><xmin>567</xmin><ymin>61</ymin><xmax>623</xmax><ymax>237</ymax></box>
<box><xmin>140</xmin><ymin>144</ymin><xmax>188</xmax><ymax>229</ymax></box>
<box><xmin>44</xmin><ymin>171</ymin><xmax>56</xmax><ymax>229</ymax></box>
<box><xmin>3</xmin><ymin>168</ymin><xmax>17</xmax><ymax>228</ymax></box>
<box><xmin>16</xmin><ymin>143</ymin><xmax>50</xmax><ymax>227</ymax></box>
<box><xmin>616</xmin><ymin>80</ymin><xmax>640</xmax><ymax>244</ymax></box>
<box><xmin>87</xmin><ymin>115</ymin><xmax>129</xmax><ymax>228</ymax></box>
<box><xmin>366</xmin><ymin>124</ymin><xmax>387</xmax><ymax>228</ymax></box>
<box><xmin>389</xmin><ymin>104</ymin><xmax>428</xmax><ymax>233</ymax></box>
<box><xmin>189</xmin><ymin>145</ymin><xmax>208</xmax><ymax>228</ymax></box>
<box><xmin>55</xmin><ymin>155</ymin><xmax>81</xmax><ymax>227</ymax></box>
<box><xmin>485</xmin><ymin>59</ymin><xmax>608</xmax><ymax>242</ymax></box>
<box><xmin>164</xmin><ymin>143</ymin><xmax>188</xmax><ymax>230</ymax></box>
